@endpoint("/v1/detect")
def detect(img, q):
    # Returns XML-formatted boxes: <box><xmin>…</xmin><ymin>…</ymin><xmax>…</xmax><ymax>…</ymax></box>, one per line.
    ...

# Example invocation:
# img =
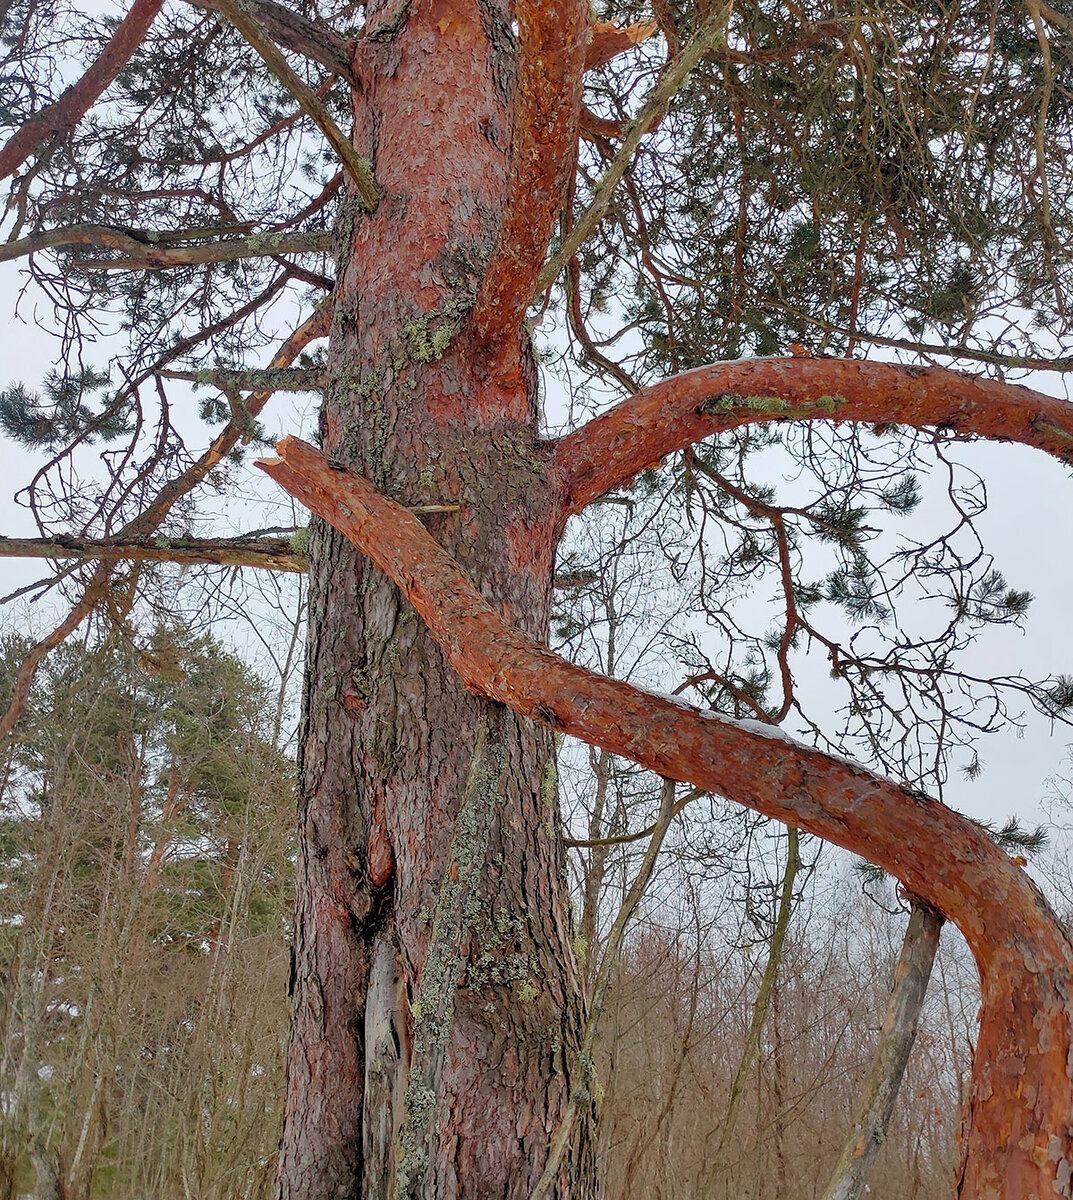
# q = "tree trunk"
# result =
<box><xmin>275</xmin><ymin>2</ymin><xmax>589</xmax><ymax>1195</ymax></box>
<box><xmin>822</xmin><ymin>898</ymin><xmax>944</xmax><ymax>1200</ymax></box>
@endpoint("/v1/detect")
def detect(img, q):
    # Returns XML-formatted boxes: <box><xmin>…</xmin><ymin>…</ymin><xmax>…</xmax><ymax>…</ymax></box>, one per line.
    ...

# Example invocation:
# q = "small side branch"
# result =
<box><xmin>183</xmin><ymin>0</ymin><xmax>357</xmax><ymax>81</ymax></box>
<box><xmin>585</xmin><ymin>19</ymin><xmax>659</xmax><ymax>71</ymax></box>
<box><xmin>212</xmin><ymin>0</ymin><xmax>378</xmax><ymax>209</ymax></box>
<box><xmin>0</xmin><ymin>534</ymin><xmax>308</xmax><ymax>573</ymax></box>
<box><xmin>549</xmin><ymin>356</ymin><xmax>1073</xmax><ymax>518</ymax></box>
<box><xmin>157</xmin><ymin>366</ymin><xmax>325</xmax><ymax>391</ymax></box>
<box><xmin>468</xmin><ymin>0</ymin><xmax>588</xmax><ymax>350</ymax></box>
<box><xmin>2</xmin><ymin>225</ymin><xmax>333</xmax><ymax>269</ymax></box>
<box><xmin>0</xmin><ymin>0</ymin><xmax>166</xmax><ymax>181</ymax></box>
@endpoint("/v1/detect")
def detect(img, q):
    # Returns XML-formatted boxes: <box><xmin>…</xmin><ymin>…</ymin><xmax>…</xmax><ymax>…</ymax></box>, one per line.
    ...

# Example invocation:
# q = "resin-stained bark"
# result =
<box><xmin>275</xmin><ymin>0</ymin><xmax>589</xmax><ymax>1195</ymax></box>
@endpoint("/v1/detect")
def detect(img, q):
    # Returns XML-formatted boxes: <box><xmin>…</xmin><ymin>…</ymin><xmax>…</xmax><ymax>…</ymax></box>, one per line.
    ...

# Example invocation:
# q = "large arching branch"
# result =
<box><xmin>468</xmin><ymin>0</ymin><xmax>588</xmax><ymax>351</ymax></box>
<box><xmin>258</xmin><ymin>434</ymin><xmax>1073</xmax><ymax>1200</ymax></box>
<box><xmin>550</xmin><ymin>356</ymin><xmax>1073</xmax><ymax>520</ymax></box>
<box><xmin>0</xmin><ymin>0</ymin><xmax>166</xmax><ymax>182</ymax></box>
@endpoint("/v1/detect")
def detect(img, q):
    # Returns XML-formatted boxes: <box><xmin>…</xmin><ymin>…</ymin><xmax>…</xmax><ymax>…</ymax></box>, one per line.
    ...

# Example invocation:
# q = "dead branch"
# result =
<box><xmin>0</xmin><ymin>534</ymin><xmax>307</xmax><ymax>572</ymax></box>
<box><xmin>183</xmin><ymin>0</ymin><xmax>357</xmax><ymax>81</ymax></box>
<box><xmin>212</xmin><ymin>0</ymin><xmax>378</xmax><ymax>209</ymax></box>
<box><xmin>157</xmin><ymin>367</ymin><xmax>326</xmax><ymax>391</ymax></box>
<box><xmin>69</xmin><ymin>230</ymin><xmax>332</xmax><ymax>271</ymax></box>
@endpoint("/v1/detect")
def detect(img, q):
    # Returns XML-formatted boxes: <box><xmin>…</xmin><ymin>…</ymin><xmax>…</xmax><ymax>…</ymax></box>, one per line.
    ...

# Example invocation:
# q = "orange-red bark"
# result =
<box><xmin>0</xmin><ymin>0</ymin><xmax>165</xmax><ymax>181</ymax></box>
<box><xmin>551</xmin><ymin>356</ymin><xmax>1073</xmax><ymax>519</ymax></box>
<box><xmin>469</xmin><ymin>0</ymin><xmax>588</xmax><ymax>355</ymax></box>
<box><xmin>260</xmin><ymin>433</ymin><xmax>1073</xmax><ymax>1200</ymax></box>
<box><xmin>584</xmin><ymin>19</ymin><xmax>659</xmax><ymax>71</ymax></box>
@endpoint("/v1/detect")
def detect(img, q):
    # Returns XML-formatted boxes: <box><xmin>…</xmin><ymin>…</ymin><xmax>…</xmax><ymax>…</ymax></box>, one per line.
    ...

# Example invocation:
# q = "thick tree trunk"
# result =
<box><xmin>276</xmin><ymin>2</ymin><xmax>589</xmax><ymax>1195</ymax></box>
<box><xmin>261</xmin><ymin>437</ymin><xmax>1073</xmax><ymax>1199</ymax></box>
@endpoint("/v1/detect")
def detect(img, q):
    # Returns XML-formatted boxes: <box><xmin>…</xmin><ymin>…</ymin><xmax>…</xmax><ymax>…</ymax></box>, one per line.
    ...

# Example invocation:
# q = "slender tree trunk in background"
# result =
<box><xmin>275</xmin><ymin>2</ymin><xmax>589</xmax><ymax>1195</ymax></box>
<box><xmin>770</xmin><ymin>977</ymin><xmax>789</xmax><ymax>1200</ymax></box>
<box><xmin>822</xmin><ymin>899</ymin><xmax>944</xmax><ymax>1200</ymax></box>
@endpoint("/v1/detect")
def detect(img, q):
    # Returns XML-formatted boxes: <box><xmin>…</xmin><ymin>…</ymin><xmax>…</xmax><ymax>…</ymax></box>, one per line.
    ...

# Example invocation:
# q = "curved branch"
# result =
<box><xmin>0</xmin><ymin>0</ymin><xmax>166</xmax><ymax>181</ymax></box>
<box><xmin>468</xmin><ymin>0</ymin><xmax>588</xmax><ymax>350</ymax></box>
<box><xmin>550</xmin><ymin>356</ymin><xmax>1073</xmax><ymax>518</ymax></box>
<box><xmin>257</xmin><ymin>434</ymin><xmax>1073</xmax><ymax>1199</ymax></box>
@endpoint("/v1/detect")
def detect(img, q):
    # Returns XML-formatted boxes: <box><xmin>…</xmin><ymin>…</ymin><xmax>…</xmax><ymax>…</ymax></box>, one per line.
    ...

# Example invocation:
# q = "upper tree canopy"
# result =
<box><xmin>3</xmin><ymin>0</ymin><xmax>1073</xmax><ymax>785</ymax></box>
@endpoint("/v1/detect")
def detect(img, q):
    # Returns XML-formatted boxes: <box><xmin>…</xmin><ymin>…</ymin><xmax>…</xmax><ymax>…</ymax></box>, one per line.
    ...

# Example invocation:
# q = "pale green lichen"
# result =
<box><xmin>245</xmin><ymin>230</ymin><xmax>285</xmax><ymax>252</ymax></box>
<box><xmin>572</xmin><ymin>932</ymin><xmax>587</xmax><ymax>967</ymax></box>
<box><xmin>394</xmin><ymin>717</ymin><xmax>500</xmax><ymax>1198</ymax></box>
<box><xmin>402</xmin><ymin>317</ymin><xmax>454</xmax><ymax>364</ymax></box>
<box><xmin>288</xmin><ymin>527</ymin><xmax>309</xmax><ymax>555</ymax></box>
<box><xmin>700</xmin><ymin>391</ymin><xmax>846</xmax><ymax>418</ymax></box>
<box><xmin>517</xmin><ymin>980</ymin><xmax>539</xmax><ymax>1005</ymax></box>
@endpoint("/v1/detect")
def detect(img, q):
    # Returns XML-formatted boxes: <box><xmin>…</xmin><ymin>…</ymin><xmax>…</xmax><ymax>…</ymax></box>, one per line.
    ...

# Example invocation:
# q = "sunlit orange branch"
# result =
<box><xmin>257</xmin><ymin>433</ymin><xmax>1073</xmax><ymax>1200</ymax></box>
<box><xmin>550</xmin><ymin>356</ymin><xmax>1073</xmax><ymax>519</ymax></box>
<box><xmin>0</xmin><ymin>0</ymin><xmax>166</xmax><ymax>182</ymax></box>
<box><xmin>585</xmin><ymin>19</ymin><xmax>659</xmax><ymax>71</ymax></box>
<box><xmin>468</xmin><ymin>0</ymin><xmax>588</xmax><ymax>351</ymax></box>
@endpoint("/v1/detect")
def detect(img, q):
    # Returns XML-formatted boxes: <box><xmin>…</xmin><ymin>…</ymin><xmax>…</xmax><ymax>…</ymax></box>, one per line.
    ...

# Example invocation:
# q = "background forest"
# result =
<box><xmin>1</xmin><ymin>541</ymin><xmax>1070</xmax><ymax>1200</ymax></box>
